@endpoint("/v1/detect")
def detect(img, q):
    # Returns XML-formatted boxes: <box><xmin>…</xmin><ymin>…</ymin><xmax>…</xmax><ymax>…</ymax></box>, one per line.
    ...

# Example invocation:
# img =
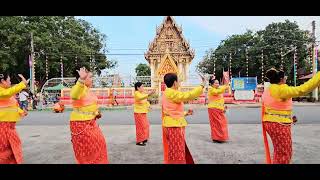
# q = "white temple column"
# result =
<box><xmin>150</xmin><ymin>59</ymin><xmax>155</xmax><ymax>87</ymax></box>
<box><xmin>185</xmin><ymin>62</ymin><xmax>189</xmax><ymax>84</ymax></box>
<box><xmin>178</xmin><ymin>61</ymin><xmax>183</xmax><ymax>77</ymax></box>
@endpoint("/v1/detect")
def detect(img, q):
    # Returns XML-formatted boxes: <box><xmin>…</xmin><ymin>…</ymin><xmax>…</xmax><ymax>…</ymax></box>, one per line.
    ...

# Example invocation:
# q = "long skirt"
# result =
<box><xmin>208</xmin><ymin>108</ymin><xmax>229</xmax><ymax>141</ymax></box>
<box><xmin>70</xmin><ymin>120</ymin><xmax>108</xmax><ymax>164</ymax></box>
<box><xmin>263</xmin><ymin>121</ymin><xmax>292</xmax><ymax>164</ymax></box>
<box><xmin>134</xmin><ymin>113</ymin><xmax>150</xmax><ymax>143</ymax></box>
<box><xmin>0</xmin><ymin>122</ymin><xmax>23</xmax><ymax>164</ymax></box>
<box><xmin>162</xmin><ymin>127</ymin><xmax>194</xmax><ymax>164</ymax></box>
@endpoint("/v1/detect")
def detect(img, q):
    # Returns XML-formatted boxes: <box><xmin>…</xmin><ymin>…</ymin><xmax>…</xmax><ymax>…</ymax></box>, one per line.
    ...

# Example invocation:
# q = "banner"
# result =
<box><xmin>231</xmin><ymin>77</ymin><xmax>257</xmax><ymax>90</ymax></box>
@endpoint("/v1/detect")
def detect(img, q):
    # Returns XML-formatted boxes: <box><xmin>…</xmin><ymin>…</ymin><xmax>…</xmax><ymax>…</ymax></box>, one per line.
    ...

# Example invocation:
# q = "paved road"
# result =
<box><xmin>19</xmin><ymin>124</ymin><xmax>320</xmax><ymax>164</ymax></box>
<box><xmin>19</xmin><ymin>106</ymin><xmax>320</xmax><ymax>125</ymax></box>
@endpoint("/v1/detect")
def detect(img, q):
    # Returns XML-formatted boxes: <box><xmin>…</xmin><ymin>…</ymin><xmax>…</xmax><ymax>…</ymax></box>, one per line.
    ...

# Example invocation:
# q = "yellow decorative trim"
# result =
<box><xmin>156</xmin><ymin>53</ymin><xmax>179</xmax><ymax>76</ymax></box>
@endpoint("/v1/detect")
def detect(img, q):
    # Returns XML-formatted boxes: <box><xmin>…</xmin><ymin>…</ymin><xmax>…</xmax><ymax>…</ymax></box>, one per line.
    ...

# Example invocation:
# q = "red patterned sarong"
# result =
<box><xmin>70</xmin><ymin>120</ymin><xmax>108</xmax><ymax>164</ymax></box>
<box><xmin>134</xmin><ymin>113</ymin><xmax>150</xmax><ymax>143</ymax></box>
<box><xmin>162</xmin><ymin>127</ymin><xmax>194</xmax><ymax>164</ymax></box>
<box><xmin>208</xmin><ymin>108</ymin><xmax>229</xmax><ymax>141</ymax></box>
<box><xmin>0</xmin><ymin>122</ymin><xmax>23</xmax><ymax>164</ymax></box>
<box><xmin>263</xmin><ymin>121</ymin><xmax>292</xmax><ymax>164</ymax></box>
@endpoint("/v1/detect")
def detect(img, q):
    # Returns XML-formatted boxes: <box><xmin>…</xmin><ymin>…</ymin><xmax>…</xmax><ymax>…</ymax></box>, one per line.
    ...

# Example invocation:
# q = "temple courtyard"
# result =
<box><xmin>18</xmin><ymin>104</ymin><xmax>320</xmax><ymax>164</ymax></box>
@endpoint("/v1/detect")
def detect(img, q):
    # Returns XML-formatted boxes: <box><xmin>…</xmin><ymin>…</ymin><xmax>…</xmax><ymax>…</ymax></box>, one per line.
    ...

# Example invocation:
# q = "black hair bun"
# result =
<box><xmin>265</xmin><ymin>68</ymin><xmax>281</xmax><ymax>84</ymax></box>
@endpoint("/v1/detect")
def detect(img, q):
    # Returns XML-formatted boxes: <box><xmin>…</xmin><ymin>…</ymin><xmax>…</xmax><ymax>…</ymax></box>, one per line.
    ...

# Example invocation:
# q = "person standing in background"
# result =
<box><xmin>18</xmin><ymin>89</ymin><xmax>29</xmax><ymax>111</ymax></box>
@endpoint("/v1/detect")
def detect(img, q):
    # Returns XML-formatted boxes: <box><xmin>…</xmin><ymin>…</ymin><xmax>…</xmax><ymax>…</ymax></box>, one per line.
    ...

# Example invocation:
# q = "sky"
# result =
<box><xmin>78</xmin><ymin>16</ymin><xmax>319</xmax><ymax>76</ymax></box>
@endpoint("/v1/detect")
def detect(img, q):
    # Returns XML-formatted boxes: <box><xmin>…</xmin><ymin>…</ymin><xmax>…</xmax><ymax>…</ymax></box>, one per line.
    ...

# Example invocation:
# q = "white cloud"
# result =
<box><xmin>181</xmin><ymin>16</ymin><xmax>320</xmax><ymax>39</ymax></box>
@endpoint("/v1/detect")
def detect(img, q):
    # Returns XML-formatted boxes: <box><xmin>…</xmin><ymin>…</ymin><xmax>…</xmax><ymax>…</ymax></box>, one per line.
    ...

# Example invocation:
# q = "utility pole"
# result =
<box><xmin>261</xmin><ymin>49</ymin><xmax>264</xmax><ymax>83</ymax></box>
<box><xmin>229</xmin><ymin>52</ymin><xmax>232</xmax><ymax>78</ymax></box>
<box><xmin>311</xmin><ymin>21</ymin><xmax>318</xmax><ymax>101</ymax></box>
<box><xmin>30</xmin><ymin>32</ymin><xmax>35</xmax><ymax>94</ymax></box>
<box><xmin>294</xmin><ymin>48</ymin><xmax>297</xmax><ymax>87</ymax></box>
<box><xmin>280</xmin><ymin>47</ymin><xmax>284</xmax><ymax>70</ymax></box>
<box><xmin>60</xmin><ymin>55</ymin><xmax>63</xmax><ymax>80</ymax></box>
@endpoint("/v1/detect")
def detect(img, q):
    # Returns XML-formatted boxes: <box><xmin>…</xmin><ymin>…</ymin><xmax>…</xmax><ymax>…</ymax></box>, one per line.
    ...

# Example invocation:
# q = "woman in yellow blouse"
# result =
<box><xmin>0</xmin><ymin>73</ymin><xmax>29</xmax><ymax>164</ymax></box>
<box><xmin>207</xmin><ymin>78</ymin><xmax>229</xmax><ymax>143</ymax></box>
<box><xmin>69</xmin><ymin>67</ymin><xmax>108</xmax><ymax>164</ymax></box>
<box><xmin>262</xmin><ymin>68</ymin><xmax>320</xmax><ymax>164</ymax></box>
<box><xmin>133</xmin><ymin>82</ymin><xmax>155</xmax><ymax>146</ymax></box>
<box><xmin>162</xmin><ymin>73</ymin><xmax>205</xmax><ymax>164</ymax></box>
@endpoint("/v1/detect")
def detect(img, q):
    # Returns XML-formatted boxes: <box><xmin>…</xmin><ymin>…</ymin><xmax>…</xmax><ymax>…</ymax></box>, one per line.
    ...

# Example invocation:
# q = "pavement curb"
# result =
<box><xmin>33</xmin><ymin>102</ymin><xmax>320</xmax><ymax>112</ymax></box>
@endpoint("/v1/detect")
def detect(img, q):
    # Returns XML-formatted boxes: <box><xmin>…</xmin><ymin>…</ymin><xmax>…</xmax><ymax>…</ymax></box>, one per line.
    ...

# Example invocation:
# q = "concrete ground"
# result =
<box><xmin>19</xmin><ymin>124</ymin><xmax>320</xmax><ymax>164</ymax></box>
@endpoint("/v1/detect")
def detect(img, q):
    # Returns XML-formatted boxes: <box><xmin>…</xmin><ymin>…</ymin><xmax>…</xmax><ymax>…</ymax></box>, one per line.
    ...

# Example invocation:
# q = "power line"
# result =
<box><xmin>34</xmin><ymin>34</ymin><xmax>317</xmax><ymax>58</ymax></box>
<box><xmin>107</xmin><ymin>45</ymin><xmax>220</xmax><ymax>51</ymax></box>
<box><xmin>108</xmin><ymin>48</ymin><xmax>146</xmax><ymax>50</ymax></box>
<box><xmin>36</xmin><ymin>48</ymin><xmax>214</xmax><ymax>57</ymax></box>
<box><xmin>104</xmin><ymin>33</ymin><xmax>316</xmax><ymax>47</ymax></box>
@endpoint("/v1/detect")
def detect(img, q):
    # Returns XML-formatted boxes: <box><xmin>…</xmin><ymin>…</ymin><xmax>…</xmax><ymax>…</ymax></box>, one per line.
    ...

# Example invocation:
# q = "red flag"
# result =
<box><xmin>222</xmin><ymin>71</ymin><xmax>230</xmax><ymax>85</ymax></box>
<box><xmin>222</xmin><ymin>71</ymin><xmax>232</xmax><ymax>95</ymax></box>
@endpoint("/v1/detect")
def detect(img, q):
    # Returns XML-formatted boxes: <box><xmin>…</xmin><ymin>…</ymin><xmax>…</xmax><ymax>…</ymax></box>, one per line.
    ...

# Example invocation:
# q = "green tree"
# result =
<box><xmin>0</xmin><ymin>16</ymin><xmax>117</xmax><ymax>88</ymax></box>
<box><xmin>197</xmin><ymin>20</ymin><xmax>313</xmax><ymax>85</ymax></box>
<box><xmin>198</xmin><ymin>30</ymin><xmax>258</xmax><ymax>82</ymax></box>
<box><xmin>135</xmin><ymin>63</ymin><xmax>151</xmax><ymax>76</ymax></box>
